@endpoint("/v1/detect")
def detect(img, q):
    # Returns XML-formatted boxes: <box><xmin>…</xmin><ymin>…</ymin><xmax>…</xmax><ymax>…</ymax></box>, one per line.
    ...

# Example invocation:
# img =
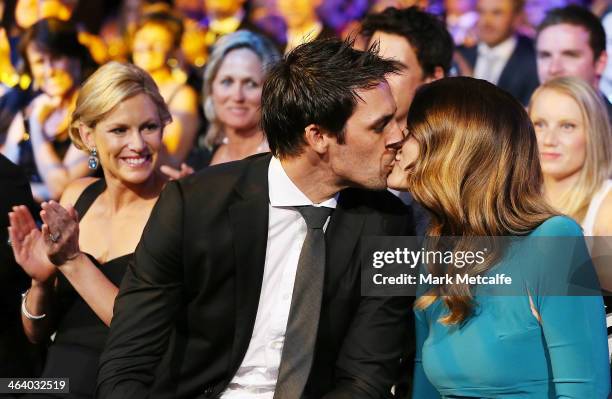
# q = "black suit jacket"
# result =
<box><xmin>0</xmin><ymin>154</ymin><xmax>43</xmax><ymax>377</ymax></box>
<box><xmin>97</xmin><ymin>153</ymin><xmax>414</xmax><ymax>399</ymax></box>
<box><xmin>458</xmin><ymin>35</ymin><xmax>540</xmax><ymax>105</ymax></box>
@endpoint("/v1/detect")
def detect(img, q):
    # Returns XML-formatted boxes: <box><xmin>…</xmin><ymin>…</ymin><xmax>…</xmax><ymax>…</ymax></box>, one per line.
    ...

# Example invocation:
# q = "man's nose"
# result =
<box><xmin>547</xmin><ymin>56</ymin><xmax>563</xmax><ymax>77</ymax></box>
<box><xmin>385</xmin><ymin>120</ymin><xmax>405</xmax><ymax>149</ymax></box>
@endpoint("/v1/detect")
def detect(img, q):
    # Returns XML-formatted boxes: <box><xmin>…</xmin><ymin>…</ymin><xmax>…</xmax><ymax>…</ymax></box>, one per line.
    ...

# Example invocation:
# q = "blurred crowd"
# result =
<box><xmin>1</xmin><ymin>0</ymin><xmax>612</xmax><ymax>396</ymax></box>
<box><xmin>0</xmin><ymin>0</ymin><xmax>610</xmax><ymax>202</ymax></box>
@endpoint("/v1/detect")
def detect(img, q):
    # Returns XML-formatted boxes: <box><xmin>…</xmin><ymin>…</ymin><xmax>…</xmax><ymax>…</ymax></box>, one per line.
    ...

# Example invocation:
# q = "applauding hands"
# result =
<box><xmin>9</xmin><ymin>201</ymin><xmax>81</xmax><ymax>284</ymax></box>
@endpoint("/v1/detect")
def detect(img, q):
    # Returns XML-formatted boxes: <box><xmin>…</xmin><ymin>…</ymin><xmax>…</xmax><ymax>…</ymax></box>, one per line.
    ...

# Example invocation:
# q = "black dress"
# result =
<box><xmin>29</xmin><ymin>179</ymin><xmax>131</xmax><ymax>398</ymax></box>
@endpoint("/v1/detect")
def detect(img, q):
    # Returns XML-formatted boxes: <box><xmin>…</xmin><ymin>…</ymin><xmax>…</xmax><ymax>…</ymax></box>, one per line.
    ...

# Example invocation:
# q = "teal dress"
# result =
<box><xmin>413</xmin><ymin>216</ymin><xmax>610</xmax><ymax>398</ymax></box>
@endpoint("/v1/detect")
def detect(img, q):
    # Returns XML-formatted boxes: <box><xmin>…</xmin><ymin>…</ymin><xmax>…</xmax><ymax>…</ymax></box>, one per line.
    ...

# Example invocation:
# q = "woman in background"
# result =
<box><xmin>132</xmin><ymin>3</ymin><xmax>199</xmax><ymax>164</ymax></box>
<box><xmin>387</xmin><ymin>77</ymin><xmax>609</xmax><ymax>397</ymax></box>
<box><xmin>1</xmin><ymin>18</ymin><xmax>96</xmax><ymax>202</ymax></box>
<box><xmin>529</xmin><ymin>77</ymin><xmax>612</xmax><ymax>240</ymax></box>
<box><xmin>529</xmin><ymin>76</ymin><xmax>612</xmax><ymax>365</ymax></box>
<box><xmin>202</xmin><ymin>30</ymin><xmax>279</xmax><ymax>165</ymax></box>
<box><xmin>8</xmin><ymin>61</ymin><xmax>169</xmax><ymax>398</ymax></box>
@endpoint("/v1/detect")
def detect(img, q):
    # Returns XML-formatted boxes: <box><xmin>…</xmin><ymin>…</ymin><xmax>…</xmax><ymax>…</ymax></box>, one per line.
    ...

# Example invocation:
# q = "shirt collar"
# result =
<box><xmin>477</xmin><ymin>35</ymin><xmax>517</xmax><ymax>58</ymax></box>
<box><xmin>268</xmin><ymin>156</ymin><xmax>338</xmax><ymax>209</ymax></box>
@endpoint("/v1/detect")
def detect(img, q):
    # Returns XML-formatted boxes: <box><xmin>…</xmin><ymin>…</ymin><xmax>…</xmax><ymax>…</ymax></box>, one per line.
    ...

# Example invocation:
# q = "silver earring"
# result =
<box><xmin>88</xmin><ymin>147</ymin><xmax>99</xmax><ymax>170</ymax></box>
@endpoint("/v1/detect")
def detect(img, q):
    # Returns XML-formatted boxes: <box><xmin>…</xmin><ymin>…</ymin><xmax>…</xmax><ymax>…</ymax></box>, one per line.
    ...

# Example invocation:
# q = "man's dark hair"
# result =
<box><xmin>261</xmin><ymin>38</ymin><xmax>401</xmax><ymax>158</ymax></box>
<box><xmin>360</xmin><ymin>6</ymin><xmax>454</xmax><ymax>77</ymax></box>
<box><xmin>537</xmin><ymin>5</ymin><xmax>606</xmax><ymax>59</ymax></box>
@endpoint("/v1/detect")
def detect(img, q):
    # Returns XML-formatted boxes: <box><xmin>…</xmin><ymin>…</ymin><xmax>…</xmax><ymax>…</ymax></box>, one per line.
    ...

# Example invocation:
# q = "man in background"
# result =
<box><xmin>457</xmin><ymin>0</ymin><xmax>539</xmax><ymax>105</ymax></box>
<box><xmin>536</xmin><ymin>5</ymin><xmax>610</xmax><ymax>117</ymax></box>
<box><xmin>361</xmin><ymin>6</ymin><xmax>454</xmax><ymax>128</ymax></box>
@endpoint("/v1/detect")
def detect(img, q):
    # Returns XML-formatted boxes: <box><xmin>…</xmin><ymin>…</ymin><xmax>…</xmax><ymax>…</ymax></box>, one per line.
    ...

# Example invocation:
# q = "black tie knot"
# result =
<box><xmin>295</xmin><ymin>206</ymin><xmax>333</xmax><ymax>229</ymax></box>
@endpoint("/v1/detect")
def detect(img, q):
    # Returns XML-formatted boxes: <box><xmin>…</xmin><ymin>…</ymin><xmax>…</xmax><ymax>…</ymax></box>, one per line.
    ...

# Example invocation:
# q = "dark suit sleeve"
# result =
<box><xmin>324</xmin><ymin>206</ymin><xmax>414</xmax><ymax>399</ymax></box>
<box><xmin>96</xmin><ymin>181</ymin><xmax>185</xmax><ymax>398</ymax></box>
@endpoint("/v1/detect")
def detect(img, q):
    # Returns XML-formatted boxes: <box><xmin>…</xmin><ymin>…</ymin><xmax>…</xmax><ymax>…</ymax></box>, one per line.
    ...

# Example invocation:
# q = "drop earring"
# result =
<box><xmin>88</xmin><ymin>147</ymin><xmax>99</xmax><ymax>170</ymax></box>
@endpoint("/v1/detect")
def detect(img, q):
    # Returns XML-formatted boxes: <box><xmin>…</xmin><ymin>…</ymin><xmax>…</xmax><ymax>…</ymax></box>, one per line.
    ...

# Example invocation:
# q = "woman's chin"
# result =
<box><xmin>386</xmin><ymin>171</ymin><xmax>409</xmax><ymax>192</ymax></box>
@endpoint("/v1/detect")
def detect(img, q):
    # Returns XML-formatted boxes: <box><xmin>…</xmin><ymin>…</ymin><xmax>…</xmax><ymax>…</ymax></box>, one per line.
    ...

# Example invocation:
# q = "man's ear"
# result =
<box><xmin>78</xmin><ymin>123</ymin><xmax>95</xmax><ymax>150</ymax></box>
<box><xmin>595</xmin><ymin>50</ymin><xmax>608</xmax><ymax>81</ymax></box>
<box><xmin>303</xmin><ymin>123</ymin><xmax>330</xmax><ymax>155</ymax></box>
<box><xmin>424</xmin><ymin>66</ymin><xmax>445</xmax><ymax>83</ymax></box>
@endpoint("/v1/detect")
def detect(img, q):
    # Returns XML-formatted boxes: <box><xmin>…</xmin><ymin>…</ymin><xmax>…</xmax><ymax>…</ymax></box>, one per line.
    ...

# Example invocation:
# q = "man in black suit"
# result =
<box><xmin>535</xmin><ymin>6</ymin><xmax>612</xmax><ymax>119</ymax></box>
<box><xmin>97</xmin><ymin>39</ymin><xmax>414</xmax><ymax>399</ymax></box>
<box><xmin>0</xmin><ymin>154</ymin><xmax>43</xmax><ymax>378</ymax></box>
<box><xmin>457</xmin><ymin>0</ymin><xmax>539</xmax><ymax>105</ymax></box>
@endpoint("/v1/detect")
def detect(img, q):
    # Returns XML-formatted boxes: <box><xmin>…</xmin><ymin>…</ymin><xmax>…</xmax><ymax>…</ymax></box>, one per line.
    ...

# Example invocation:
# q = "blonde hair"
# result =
<box><xmin>529</xmin><ymin>77</ymin><xmax>612</xmax><ymax>222</ymax></box>
<box><xmin>69</xmin><ymin>61</ymin><xmax>172</xmax><ymax>150</ymax></box>
<box><xmin>408</xmin><ymin>77</ymin><xmax>557</xmax><ymax>324</ymax></box>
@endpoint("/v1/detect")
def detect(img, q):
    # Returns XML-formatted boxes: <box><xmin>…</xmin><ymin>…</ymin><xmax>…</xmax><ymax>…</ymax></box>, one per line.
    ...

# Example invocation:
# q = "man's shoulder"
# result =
<box><xmin>340</xmin><ymin>188</ymin><xmax>409</xmax><ymax>216</ymax></box>
<box><xmin>179</xmin><ymin>153</ymin><xmax>271</xmax><ymax>194</ymax></box>
<box><xmin>514</xmin><ymin>35</ymin><xmax>536</xmax><ymax>55</ymax></box>
<box><xmin>0</xmin><ymin>153</ymin><xmax>28</xmax><ymax>186</ymax></box>
<box><xmin>457</xmin><ymin>43</ymin><xmax>477</xmax><ymax>63</ymax></box>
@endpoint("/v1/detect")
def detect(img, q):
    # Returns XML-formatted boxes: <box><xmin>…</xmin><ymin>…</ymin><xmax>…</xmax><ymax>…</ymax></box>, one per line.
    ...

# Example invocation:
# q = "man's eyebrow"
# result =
<box><xmin>561</xmin><ymin>49</ymin><xmax>583</xmax><ymax>57</ymax></box>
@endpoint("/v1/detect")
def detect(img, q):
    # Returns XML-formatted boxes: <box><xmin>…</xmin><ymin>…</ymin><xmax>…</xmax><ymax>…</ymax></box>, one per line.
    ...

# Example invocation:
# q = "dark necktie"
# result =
<box><xmin>273</xmin><ymin>206</ymin><xmax>333</xmax><ymax>399</ymax></box>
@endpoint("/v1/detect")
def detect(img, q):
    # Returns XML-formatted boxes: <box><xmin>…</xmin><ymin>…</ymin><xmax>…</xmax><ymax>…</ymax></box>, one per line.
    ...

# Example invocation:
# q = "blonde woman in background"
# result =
<box><xmin>8</xmin><ymin>62</ymin><xmax>169</xmax><ymax>398</ymax></box>
<box><xmin>202</xmin><ymin>30</ymin><xmax>279</xmax><ymax>165</ymax></box>
<box><xmin>529</xmin><ymin>77</ymin><xmax>612</xmax><ymax>238</ymax></box>
<box><xmin>529</xmin><ymin>76</ymin><xmax>612</xmax><ymax>364</ymax></box>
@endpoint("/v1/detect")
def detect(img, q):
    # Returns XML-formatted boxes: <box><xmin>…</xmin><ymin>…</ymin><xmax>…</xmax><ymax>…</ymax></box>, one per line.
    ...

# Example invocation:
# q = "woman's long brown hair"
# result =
<box><xmin>408</xmin><ymin>77</ymin><xmax>558</xmax><ymax>324</ymax></box>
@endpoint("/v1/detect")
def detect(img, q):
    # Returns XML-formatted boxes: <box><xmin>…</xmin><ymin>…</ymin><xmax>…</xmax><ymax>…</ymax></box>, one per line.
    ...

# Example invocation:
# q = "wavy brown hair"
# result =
<box><xmin>408</xmin><ymin>77</ymin><xmax>558</xmax><ymax>324</ymax></box>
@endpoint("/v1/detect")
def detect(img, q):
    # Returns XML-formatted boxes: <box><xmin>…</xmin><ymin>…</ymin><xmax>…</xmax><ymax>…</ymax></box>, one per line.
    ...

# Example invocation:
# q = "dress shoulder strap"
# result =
<box><xmin>73</xmin><ymin>179</ymin><xmax>106</xmax><ymax>219</ymax></box>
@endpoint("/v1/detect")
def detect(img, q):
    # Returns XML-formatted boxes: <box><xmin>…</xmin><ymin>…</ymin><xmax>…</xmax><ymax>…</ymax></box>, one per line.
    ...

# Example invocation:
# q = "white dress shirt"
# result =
<box><xmin>473</xmin><ymin>36</ymin><xmax>517</xmax><ymax>85</ymax></box>
<box><xmin>221</xmin><ymin>156</ymin><xmax>337</xmax><ymax>398</ymax></box>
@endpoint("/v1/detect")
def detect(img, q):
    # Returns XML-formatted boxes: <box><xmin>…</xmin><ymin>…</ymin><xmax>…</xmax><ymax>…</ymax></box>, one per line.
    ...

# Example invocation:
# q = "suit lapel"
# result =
<box><xmin>497</xmin><ymin>37</ymin><xmax>524</xmax><ymax>91</ymax></box>
<box><xmin>325</xmin><ymin>191</ymin><xmax>366</xmax><ymax>284</ymax></box>
<box><xmin>228</xmin><ymin>154</ymin><xmax>271</xmax><ymax>373</ymax></box>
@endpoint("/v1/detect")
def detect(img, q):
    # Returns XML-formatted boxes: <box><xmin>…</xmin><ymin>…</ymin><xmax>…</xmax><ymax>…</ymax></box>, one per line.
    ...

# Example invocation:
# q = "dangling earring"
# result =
<box><xmin>88</xmin><ymin>147</ymin><xmax>99</xmax><ymax>170</ymax></box>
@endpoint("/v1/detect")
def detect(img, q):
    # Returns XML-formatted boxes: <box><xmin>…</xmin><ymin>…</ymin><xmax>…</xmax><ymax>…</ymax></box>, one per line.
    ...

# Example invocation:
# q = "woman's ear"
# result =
<box><xmin>78</xmin><ymin>123</ymin><xmax>95</xmax><ymax>150</ymax></box>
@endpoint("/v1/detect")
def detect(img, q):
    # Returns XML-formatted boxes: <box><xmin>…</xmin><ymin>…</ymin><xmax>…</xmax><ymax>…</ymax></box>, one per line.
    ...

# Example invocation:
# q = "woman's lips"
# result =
<box><xmin>540</xmin><ymin>152</ymin><xmax>562</xmax><ymax>160</ymax></box>
<box><xmin>119</xmin><ymin>154</ymin><xmax>152</xmax><ymax>168</ymax></box>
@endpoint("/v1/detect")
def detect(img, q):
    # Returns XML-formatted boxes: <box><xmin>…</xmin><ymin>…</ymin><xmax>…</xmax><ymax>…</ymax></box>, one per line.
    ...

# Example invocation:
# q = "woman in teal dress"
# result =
<box><xmin>387</xmin><ymin>77</ymin><xmax>610</xmax><ymax>398</ymax></box>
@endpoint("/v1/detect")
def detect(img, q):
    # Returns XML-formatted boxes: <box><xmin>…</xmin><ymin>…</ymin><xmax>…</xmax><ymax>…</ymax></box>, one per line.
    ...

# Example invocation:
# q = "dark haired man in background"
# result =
<box><xmin>97</xmin><ymin>39</ymin><xmax>414</xmax><ymax>399</ymax></box>
<box><xmin>536</xmin><ymin>5</ymin><xmax>611</xmax><ymax>117</ymax></box>
<box><xmin>361</xmin><ymin>6</ymin><xmax>454</xmax><ymax>127</ymax></box>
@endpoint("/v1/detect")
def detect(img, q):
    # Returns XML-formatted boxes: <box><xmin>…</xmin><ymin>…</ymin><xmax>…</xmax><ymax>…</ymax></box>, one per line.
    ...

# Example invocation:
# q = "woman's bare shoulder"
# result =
<box><xmin>59</xmin><ymin>177</ymin><xmax>100</xmax><ymax>207</ymax></box>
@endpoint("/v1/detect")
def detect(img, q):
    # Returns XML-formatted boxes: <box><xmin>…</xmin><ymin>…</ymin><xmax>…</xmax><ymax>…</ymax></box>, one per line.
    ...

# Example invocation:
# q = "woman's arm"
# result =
<box><xmin>1</xmin><ymin>111</ymin><xmax>26</xmax><ymax>162</ymax></box>
<box><xmin>162</xmin><ymin>85</ymin><xmax>199</xmax><ymax>164</ymax></box>
<box><xmin>538</xmin><ymin>295</ymin><xmax>610</xmax><ymax>398</ymax></box>
<box><xmin>8</xmin><ymin>205</ymin><xmax>59</xmax><ymax>343</ymax></box>
<box><xmin>36</xmin><ymin>182</ymin><xmax>120</xmax><ymax>326</ymax></box>
<box><xmin>55</xmin><ymin>252</ymin><xmax>119</xmax><ymax>326</ymax></box>
<box><xmin>28</xmin><ymin>97</ymin><xmax>89</xmax><ymax>200</ymax></box>
<box><xmin>534</xmin><ymin>217</ymin><xmax>611</xmax><ymax>398</ymax></box>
